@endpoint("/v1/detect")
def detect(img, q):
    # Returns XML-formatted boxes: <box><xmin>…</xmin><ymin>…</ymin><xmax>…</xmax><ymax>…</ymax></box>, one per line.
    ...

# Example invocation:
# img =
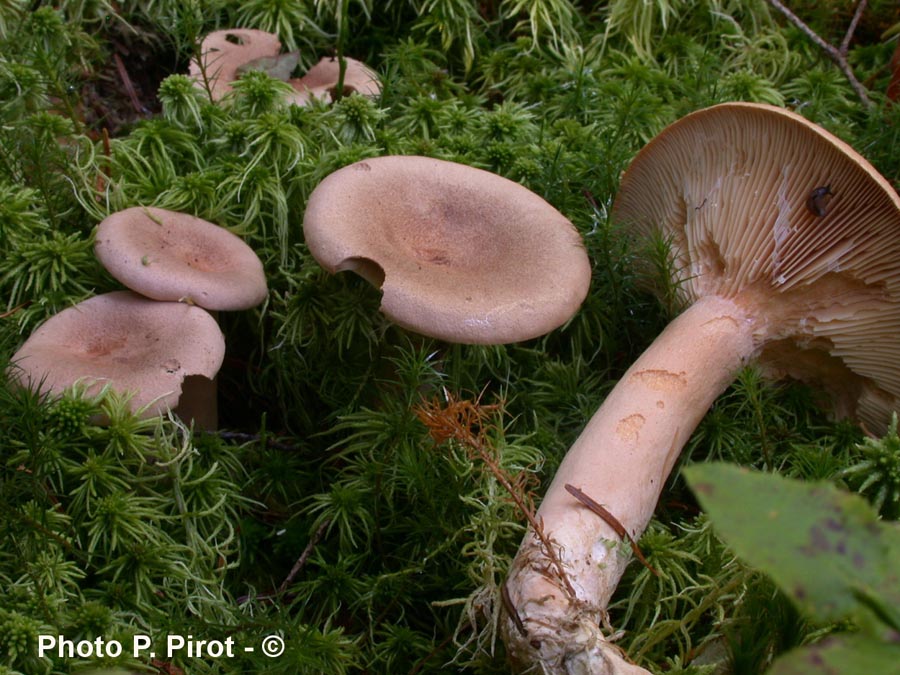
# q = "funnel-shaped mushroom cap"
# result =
<box><xmin>9</xmin><ymin>291</ymin><xmax>225</xmax><ymax>417</ymax></box>
<box><xmin>303</xmin><ymin>156</ymin><xmax>591</xmax><ymax>344</ymax></box>
<box><xmin>189</xmin><ymin>28</ymin><xmax>282</xmax><ymax>100</ymax></box>
<box><xmin>612</xmin><ymin>102</ymin><xmax>900</xmax><ymax>431</ymax></box>
<box><xmin>289</xmin><ymin>56</ymin><xmax>381</xmax><ymax>105</ymax></box>
<box><xmin>95</xmin><ymin>206</ymin><xmax>268</xmax><ymax>311</ymax></box>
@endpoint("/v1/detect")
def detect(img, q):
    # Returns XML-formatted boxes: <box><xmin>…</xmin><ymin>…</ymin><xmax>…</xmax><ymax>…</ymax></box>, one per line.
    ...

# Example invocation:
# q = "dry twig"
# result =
<box><xmin>767</xmin><ymin>0</ymin><xmax>874</xmax><ymax>109</ymax></box>
<box><xmin>278</xmin><ymin>517</ymin><xmax>331</xmax><ymax>594</ymax></box>
<box><xmin>564</xmin><ymin>484</ymin><xmax>658</xmax><ymax>576</ymax></box>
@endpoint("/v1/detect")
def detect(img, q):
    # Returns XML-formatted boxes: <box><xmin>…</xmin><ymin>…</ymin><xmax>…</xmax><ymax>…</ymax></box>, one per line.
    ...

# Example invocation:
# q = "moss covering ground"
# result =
<box><xmin>1</xmin><ymin>1</ymin><xmax>899</xmax><ymax>673</ymax></box>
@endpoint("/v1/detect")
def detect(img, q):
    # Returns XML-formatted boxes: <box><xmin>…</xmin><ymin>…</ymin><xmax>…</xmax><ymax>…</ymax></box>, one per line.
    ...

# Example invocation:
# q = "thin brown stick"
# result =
<box><xmin>766</xmin><ymin>0</ymin><xmax>874</xmax><ymax>109</ymax></box>
<box><xmin>408</xmin><ymin>632</ymin><xmax>455</xmax><ymax>675</ymax></box>
<box><xmin>0</xmin><ymin>301</ymin><xmax>29</xmax><ymax>318</ymax></box>
<box><xmin>565</xmin><ymin>484</ymin><xmax>658</xmax><ymax>576</ymax></box>
<box><xmin>501</xmin><ymin>581</ymin><xmax>528</xmax><ymax>637</ymax></box>
<box><xmin>278</xmin><ymin>518</ymin><xmax>331</xmax><ymax>594</ymax></box>
<box><xmin>472</xmin><ymin>432</ymin><xmax>578</xmax><ymax>599</ymax></box>
<box><xmin>204</xmin><ymin>430</ymin><xmax>301</xmax><ymax>452</ymax></box>
<box><xmin>840</xmin><ymin>0</ymin><xmax>868</xmax><ymax>57</ymax></box>
<box><xmin>113</xmin><ymin>52</ymin><xmax>145</xmax><ymax>114</ymax></box>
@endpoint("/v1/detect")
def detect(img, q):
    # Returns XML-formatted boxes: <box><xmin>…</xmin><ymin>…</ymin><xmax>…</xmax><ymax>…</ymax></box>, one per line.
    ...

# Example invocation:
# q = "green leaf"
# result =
<box><xmin>684</xmin><ymin>463</ymin><xmax>900</xmax><ymax>624</ymax></box>
<box><xmin>769</xmin><ymin>632</ymin><xmax>900</xmax><ymax>675</ymax></box>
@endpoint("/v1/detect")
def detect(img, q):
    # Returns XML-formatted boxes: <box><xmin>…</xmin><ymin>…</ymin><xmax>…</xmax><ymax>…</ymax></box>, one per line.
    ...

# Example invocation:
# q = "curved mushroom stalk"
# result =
<box><xmin>502</xmin><ymin>103</ymin><xmax>900</xmax><ymax>673</ymax></box>
<box><xmin>503</xmin><ymin>295</ymin><xmax>758</xmax><ymax>673</ymax></box>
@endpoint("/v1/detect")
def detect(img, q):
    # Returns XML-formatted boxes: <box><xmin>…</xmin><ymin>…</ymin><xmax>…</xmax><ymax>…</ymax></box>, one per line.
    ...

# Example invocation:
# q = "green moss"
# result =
<box><xmin>2</xmin><ymin>1</ymin><xmax>899</xmax><ymax>672</ymax></box>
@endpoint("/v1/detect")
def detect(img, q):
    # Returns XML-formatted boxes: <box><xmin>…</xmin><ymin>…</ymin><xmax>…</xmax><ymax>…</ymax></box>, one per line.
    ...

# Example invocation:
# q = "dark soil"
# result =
<box><xmin>80</xmin><ymin>21</ymin><xmax>183</xmax><ymax>137</ymax></box>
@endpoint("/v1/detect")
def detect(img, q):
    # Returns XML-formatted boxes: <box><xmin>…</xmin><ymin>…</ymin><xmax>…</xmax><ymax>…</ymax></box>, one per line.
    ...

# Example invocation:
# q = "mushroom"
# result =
<box><xmin>189</xmin><ymin>28</ymin><xmax>285</xmax><ymax>101</ymax></box>
<box><xmin>94</xmin><ymin>206</ymin><xmax>268</xmax><ymax>312</ymax></box>
<box><xmin>302</xmin><ymin>155</ymin><xmax>591</xmax><ymax>344</ymax></box>
<box><xmin>9</xmin><ymin>291</ymin><xmax>225</xmax><ymax>423</ymax></box>
<box><xmin>94</xmin><ymin>206</ymin><xmax>267</xmax><ymax>428</ymax></box>
<box><xmin>502</xmin><ymin>102</ymin><xmax>900</xmax><ymax>674</ymax></box>
<box><xmin>288</xmin><ymin>56</ymin><xmax>381</xmax><ymax>105</ymax></box>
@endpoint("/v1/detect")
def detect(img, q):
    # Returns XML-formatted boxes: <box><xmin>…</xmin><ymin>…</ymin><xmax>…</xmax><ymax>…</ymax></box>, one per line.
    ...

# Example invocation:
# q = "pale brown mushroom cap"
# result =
<box><xmin>611</xmin><ymin>101</ymin><xmax>900</xmax><ymax>432</ymax></box>
<box><xmin>9</xmin><ymin>291</ymin><xmax>225</xmax><ymax>417</ymax></box>
<box><xmin>95</xmin><ymin>206</ymin><xmax>268</xmax><ymax>311</ymax></box>
<box><xmin>303</xmin><ymin>155</ymin><xmax>591</xmax><ymax>344</ymax></box>
<box><xmin>189</xmin><ymin>28</ymin><xmax>282</xmax><ymax>100</ymax></box>
<box><xmin>288</xmin><ymin>56</ymin><xmax>381</xmax><ymax>105</ymax></box>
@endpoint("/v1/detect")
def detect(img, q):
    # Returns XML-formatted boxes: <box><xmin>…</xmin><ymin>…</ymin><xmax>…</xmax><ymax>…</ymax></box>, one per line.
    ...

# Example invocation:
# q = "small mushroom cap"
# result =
<box><xmin>189</xmin><ymin>29</ymin><xmax>282</xmax><ymax>100</ymax></box>
<box><xmin>288</xmin><ymin>56</ymin><xmax>381</xmax><ymax>105</ymax></box>
<box><xmin>9</xmin><ymin>291</ymin><xmax>225</xmax><ymax>417</ymax></box>
<box><xmin>95</xmin><ymin>206</ymin><xmax>268</xmax><ymax>311</ymax></box>
<box><xmin>611</xmin><ymin>102</ymin><xmax>900</xmax><ymax>432</ymax></box>
<box><xmin>303</xmin><ymin>155</ymin><xmax>591</xmax><ymax>344</ymax></box>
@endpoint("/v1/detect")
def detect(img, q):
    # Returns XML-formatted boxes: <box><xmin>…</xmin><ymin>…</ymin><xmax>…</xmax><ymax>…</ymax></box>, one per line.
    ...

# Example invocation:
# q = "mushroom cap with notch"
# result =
<box><xmin>95</xmin><ymin>206</ymin><xmax>268</xmax><ymax>311</ymax></box>
<box><xmin>8</xmin><ymin>291</ymin><xmax>225</xmax><ymax>418</ymax></box>
<box><xmin>302</xmin><ymin>155</ymin><xmax>592</xmax><ymax>344</ymax></box>
<box><xmin>189</xmin><ymin>28</ymin><xmax>282</xmax><ymax>101</ymax></box>
<box><xmin>612</xmin><ymin>101</ymin><xmax>900</xmax><ymax>433</ymax></box>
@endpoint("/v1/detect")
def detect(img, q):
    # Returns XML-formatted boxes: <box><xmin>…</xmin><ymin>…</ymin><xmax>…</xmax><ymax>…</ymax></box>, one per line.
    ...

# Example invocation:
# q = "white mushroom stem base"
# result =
<box><xmin>503</xmin><ymin>294</ymin><xmax>760</xmax><ymax>674</ymax></box>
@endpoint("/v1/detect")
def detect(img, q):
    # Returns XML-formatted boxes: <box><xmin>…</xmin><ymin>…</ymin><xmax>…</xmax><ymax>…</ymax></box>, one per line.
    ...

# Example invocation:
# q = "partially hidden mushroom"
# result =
<box><xmin>302</xmin><ymin>155</ymin><xmax>591</xmax><ymax>344</ymax></box>
<box><xmin>9</xmin><ymin>291</ymin><xmax>225</xmax><ymax>423</ymax></box>
<box><xmin>189</xmin><ymin>28</ymin><xmax>284</xmax><ymax>101</ymax></box>
<box><xmin>502</xmin><ymin>102</ymin><xmax>900</xmax><ymax>674</ymax></box>
<box><xmin>288</xmin><ymin>56</ymin><xmax>381</xmax><ymax>105</ymax></box>
<box><xmin>188</xmin><ymin>28</ymin><xmax>380</xmax><ymax>107</ymax></box>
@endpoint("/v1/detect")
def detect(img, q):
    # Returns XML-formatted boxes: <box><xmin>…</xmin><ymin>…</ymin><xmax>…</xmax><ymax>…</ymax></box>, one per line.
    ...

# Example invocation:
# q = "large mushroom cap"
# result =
<box><xmin>95</xmin><ymin>206</ymin><xmax>268</xmax><ymax>311</ymax></box>
<box><xmin>612</xmin><ymin>101</ymin><xmax>900</xmax><ymax>432</ymax></box>
<box><xmin>302</xmin><ymin>155</ymin><xmax>591</xmax><ymax>344</ymax></box>
<box><xmin>189</xmin><ymin>28</ymin><xmax>283</xmax><ymax>100</ymax></box>
<box><xmin>9</xmin><ymin>291</ymin><xmax>225</xmax><ymax>417</ymax></box>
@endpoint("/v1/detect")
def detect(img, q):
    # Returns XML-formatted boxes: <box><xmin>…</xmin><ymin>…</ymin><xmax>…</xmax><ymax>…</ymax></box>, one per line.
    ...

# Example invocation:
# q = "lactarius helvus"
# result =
<box><xmin>303</xmin><ymin>155</ymin><xmax>591</xmax><ymax>344</ymax></box>
<box><xmin>289</xmin><ymin>56</ymin><xmax>381</xmax><ymax>105</ymax></box>
<box><xmin>95</xmin><ymin>206</ymin><xmax>268</xmax><ymax>312</ymax></box>
<box><xmin>94</xmin><ymin>206</ymin><xmax>267</xmax><ymax>428</ymax></box>
<box><xmin>502</xmin><ymin>102</ymin><xmax>900</xmax><ymax>674</ymax></box>
<box><xmin>189</xmin><ymin>28</ymin><xmax>284</xmax><ymax>101</ymax></box>
<box><xmin>9</xmin><ymin>291</ymin><xmax>225</xmax><ymax>422</ymax></box>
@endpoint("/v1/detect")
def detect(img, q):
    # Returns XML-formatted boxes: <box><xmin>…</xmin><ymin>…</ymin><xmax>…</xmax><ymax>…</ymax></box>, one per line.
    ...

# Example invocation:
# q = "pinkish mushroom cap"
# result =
<box><xmin>95</xmin><ymin>206</ymin><xmax>267</xmax><ymax>311</ymax></box>
<box><xmin>288</xmin><ymin>56</ymin><xmax>381</xmax><ymax>105</ymax></box>
<box><xmin>9</xmin><ymin>291</ymin><xmax>225</xmax><ymax>419</ymax></box>
<box><xmin>303</xmin><ymin>155</ymin><xmax>591</xmax><ymax>344</ymax></box>
<box><xmin>611</xmin><ymin>101</ymin><xmax>900</xmax><ymax>433</ymax></box>
<box><xmin>189</xmin><ymin>28</ymin><xmax>283</xmax><ymax>100</ymax></box>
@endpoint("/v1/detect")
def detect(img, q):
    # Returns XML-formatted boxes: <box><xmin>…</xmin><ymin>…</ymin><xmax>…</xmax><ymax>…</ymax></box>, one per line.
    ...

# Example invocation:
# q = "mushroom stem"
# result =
<box><xmin>174</xmin><ymin>374</ymin><xmax>219</xmax><ymax>430</ymax></box>
<box><xmin>175</xmin><ymin>308</ymin><xmax>220</xmax><ymax>431</ymax></box>
<box><xmin>504</xmin><ymin>294</ymin><xmax>760</xmax><ymax>674</ymax></box>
